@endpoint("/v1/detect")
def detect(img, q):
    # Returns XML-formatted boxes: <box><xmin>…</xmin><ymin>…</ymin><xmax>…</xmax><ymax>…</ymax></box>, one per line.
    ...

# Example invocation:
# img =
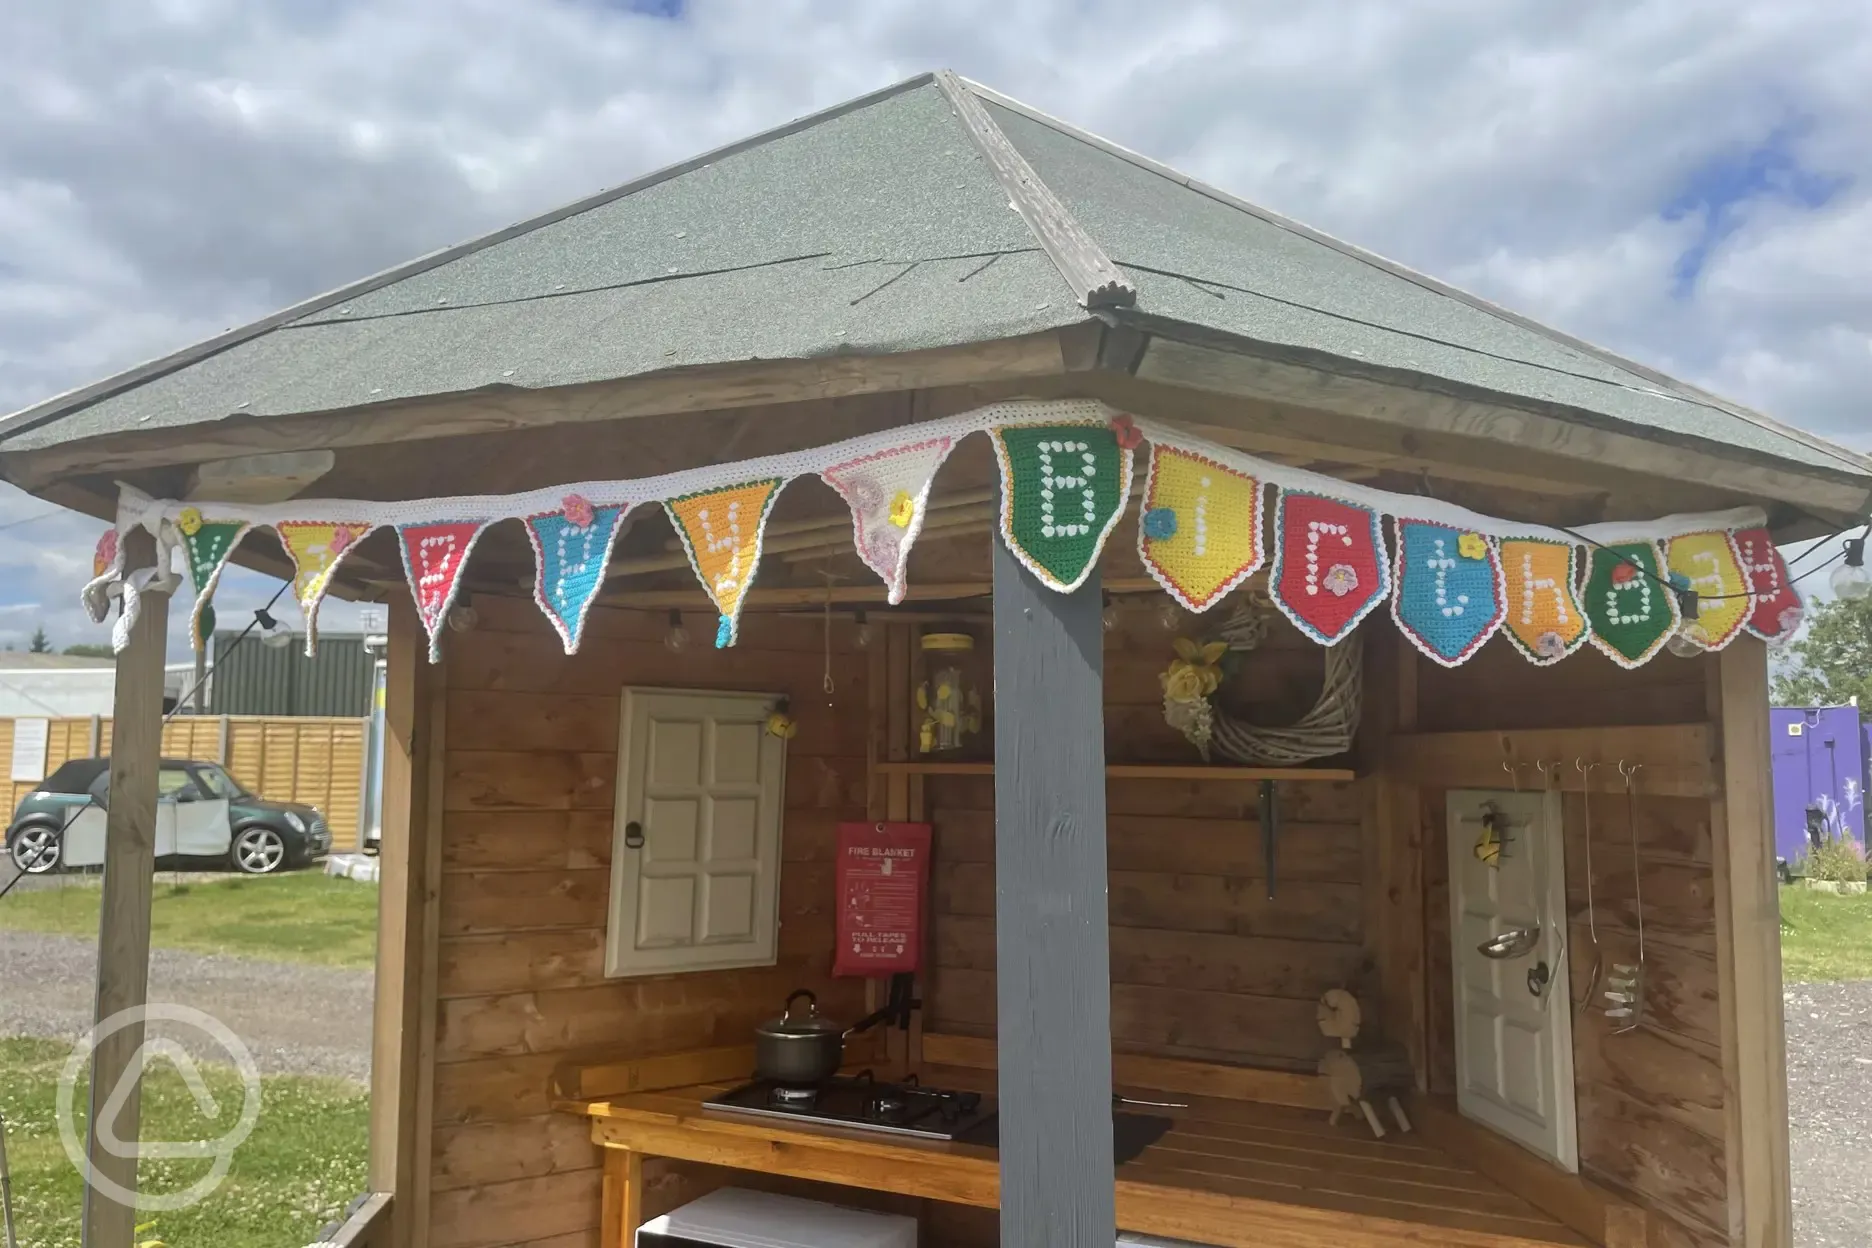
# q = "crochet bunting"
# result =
<box><xmin>1499</xmin><ymin>538</ymin><xmax>1589</xmax><ymax>665</ymax></box>
<box><xmin>1390</xmin><ymin>522</ymin><xmax>1506</xmax><ymax>667</ymax></box>
<box><xmin>665</xmin><ymin>479</ymin><xmax>786</xmax><ymax>647</ymax></box>
<box><xmin>1664</xmin><ymin>530</ymin><xmax>1752</xmax><ymax>652</ymax></box>
<box><xmin>276</xmin><ymin>520</ymin><xmax>377</xmax><ymax>655</ymax></box>
<box><xmin>525</xmin><ymin>502</ymin><xmax>630</xmax><ymax>655</ymax></box>
<box><xmin>1584</xmin><ymin>541</ymin><xmax>1680</xmax><ymax>668</ymax></box>
<box><xmin>175</xmin><ymin>508</ymin><xmax>249</xmax><ymax>652</ymax></box>
<box><xmin>399</xmin><ymin>520</ymin><xmax>491</xmax><ymax>662</ymax></box>
<box><xmin>990</xmin><ymin>423</ymin><xmax>1133</xmax><ymax>592</ymax></box>
<box><xmin>1268</xmin><ymin>491</ymin><xmax>1389</xmax><ymax>644</ymax></box>
<box><xmin>1733</xmin><ymin>527</ymin><xmax>1803</xmax><ymax>644</ymax></box>
<box><xmin>821</xmin><ymin>436</ymin><xmax>955</xmax><ymax>605</ymax></box>
<box><xmin>1136</xmin><ymin>444</ymin><xmax>1263</xmax><ymax>612</ymax></box>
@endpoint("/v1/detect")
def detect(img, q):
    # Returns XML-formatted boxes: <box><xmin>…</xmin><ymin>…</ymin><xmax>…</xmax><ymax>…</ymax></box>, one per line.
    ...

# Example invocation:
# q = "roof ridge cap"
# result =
<box><xmin>960</xmin><ymin>78</ymin><xmax>1872</xmax><ymax>479</ymax></box>
<box><xmin>1</xmin><ymin>72</ymin><xmax>944</xmax><ymax>443</ymax></box>
<box><xmin>932</xmin><ymin>70</ymin><xmax>1133</xmax><ymax>311</ymax></box>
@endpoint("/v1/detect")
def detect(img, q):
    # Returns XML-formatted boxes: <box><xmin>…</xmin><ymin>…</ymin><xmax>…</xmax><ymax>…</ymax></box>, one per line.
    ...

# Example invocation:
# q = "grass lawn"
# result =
<box><xmin>0</xmin><ymin>1037</ymin><xmax>368</xmax><ymax>1248</ymax></box>
<box><xmin>1779</xmin><ymin>884</ymin><xmax>1872</xmax><ymax>982</ymax></box>
<box><xmin>0</xmin><ymin>872</ymin><xmax>377</xmax><ymax>969</ymax></box>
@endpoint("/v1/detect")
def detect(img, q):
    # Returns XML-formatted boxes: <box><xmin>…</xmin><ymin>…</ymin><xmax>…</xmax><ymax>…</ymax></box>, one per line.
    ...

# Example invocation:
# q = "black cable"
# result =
<box><xmin>163</xmin><ymin>580</ymin><xmax>290</xmax><ymax>724</ymax></box>
<box><xmin>1553</xmin><ymin>523</ymin><xmax>1862</xmax><ymax>604</ymax></box>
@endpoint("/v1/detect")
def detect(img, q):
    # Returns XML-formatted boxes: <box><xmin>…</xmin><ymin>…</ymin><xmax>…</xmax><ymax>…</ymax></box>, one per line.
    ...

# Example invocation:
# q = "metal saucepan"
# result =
<box><xmin>751</xmin><ymin>988</ymin><xmax>897</xmax><ymax>1085</ymax></box>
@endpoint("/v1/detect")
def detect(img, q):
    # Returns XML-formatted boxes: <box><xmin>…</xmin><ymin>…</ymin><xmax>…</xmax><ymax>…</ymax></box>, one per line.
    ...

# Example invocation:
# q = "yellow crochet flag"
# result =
<box><xmin>1137</xmin><ymin>445</ymin><xmax>1264</xmax><ymax>611</ymax></box>
<box><xmin>1665</xmin><ymin>530</ymin><xmax>1751</xmax><ymax>651</ymax></box>
<box><xmin>665</xmin><ymin>479</ymin><xmax>785</xmax><ymax>647</ymax></box>
<box><xmin>1499</xmin><ymin>538</ymin><xmax>1589</xmax><ymax>664</ymax></box>
<box><xmin>276</xmin><ymin>520</ymin><xmax>376</xmax><ymax>654</ymax></box>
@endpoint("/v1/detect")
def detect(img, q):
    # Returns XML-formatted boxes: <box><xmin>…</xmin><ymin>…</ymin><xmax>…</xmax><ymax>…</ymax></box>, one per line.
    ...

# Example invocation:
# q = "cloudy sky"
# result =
<box><xmin>1</xmin><ymin>0</ymin><xmax>1868</xmax><ymax>657</ymax></box>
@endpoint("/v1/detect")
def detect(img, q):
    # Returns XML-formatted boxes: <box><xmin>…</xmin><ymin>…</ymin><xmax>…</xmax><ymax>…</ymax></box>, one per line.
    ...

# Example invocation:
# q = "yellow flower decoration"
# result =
<box><xmin>765</xmin><ymin>711</ymin><xmax>797</xmax><ymax>740</ymax></box>
<box><xmin>1457</xmin><ymin>532</ymin><xmax>1488</xmax><ymax>560</ymax></box>
<box><xmin>888</xmin><ymin>491</ymin><xmax>916</xmax><ymax>528</ymax></box>
<box><xmin>176</xmin><ymin>507</ymin><xmax>203</xmax><ymax>537</ymax></box>
<box><xmin>1162</xmin><ymin>637</ymin><xmax>1227</xmax><ymax>704</ymax></box>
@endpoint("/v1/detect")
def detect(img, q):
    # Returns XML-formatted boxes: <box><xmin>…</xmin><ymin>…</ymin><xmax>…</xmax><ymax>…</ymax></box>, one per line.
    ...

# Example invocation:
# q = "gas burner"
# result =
<box><xmin>706</xmin><ymin>1075</ymin><xmax>997</xmax><ymax>1142</ymax></box>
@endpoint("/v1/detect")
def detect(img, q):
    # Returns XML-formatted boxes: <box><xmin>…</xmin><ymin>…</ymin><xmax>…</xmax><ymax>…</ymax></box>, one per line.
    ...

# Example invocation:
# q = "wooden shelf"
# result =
<box><xmin>871</xmin><ymin>761</ymin><xmax>1356</xmax><ymax>782</ymax></box>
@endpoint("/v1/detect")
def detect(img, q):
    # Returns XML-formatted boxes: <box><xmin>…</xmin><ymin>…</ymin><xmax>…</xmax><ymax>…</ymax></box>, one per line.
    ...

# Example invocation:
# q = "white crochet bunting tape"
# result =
<box><xmin>820</xmin><ymin>435</ymin><xmax>956</xmax><ymax>605</ymax></box>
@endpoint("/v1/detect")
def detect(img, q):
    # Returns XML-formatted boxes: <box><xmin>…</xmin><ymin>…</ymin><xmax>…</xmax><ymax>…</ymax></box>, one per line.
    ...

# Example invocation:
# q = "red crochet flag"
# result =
<box><xmin>1733</xmin><ymin>527</ymin><xmax>1803</xmax><ymax>643</ymax></box>
<box><xmin>1269</xmin><ymin>491</ymin><xmax>1390</xmax><ymax>644</ymax></box>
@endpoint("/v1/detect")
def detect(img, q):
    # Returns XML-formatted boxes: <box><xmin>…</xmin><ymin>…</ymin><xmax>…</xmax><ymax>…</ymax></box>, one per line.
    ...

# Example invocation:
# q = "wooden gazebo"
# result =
<box><xmin>5</xmin><ymin>71</ymin><xmax>1867</xmax><ymax>1248</ymax></box>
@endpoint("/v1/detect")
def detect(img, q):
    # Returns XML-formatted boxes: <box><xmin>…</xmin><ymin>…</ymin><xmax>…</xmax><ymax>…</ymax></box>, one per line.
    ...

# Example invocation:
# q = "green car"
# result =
<box><xmin>6</xmin><ymin>757</ymin><xmax>331</xmax><ymax>876</ymax></box>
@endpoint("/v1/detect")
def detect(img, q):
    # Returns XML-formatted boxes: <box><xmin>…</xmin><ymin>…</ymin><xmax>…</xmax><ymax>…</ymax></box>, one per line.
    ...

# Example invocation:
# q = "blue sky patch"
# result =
<box><xmin>1663</xmin><ymin>120</ymin><xmax>1848</xmax><ymax>296</ymax></box>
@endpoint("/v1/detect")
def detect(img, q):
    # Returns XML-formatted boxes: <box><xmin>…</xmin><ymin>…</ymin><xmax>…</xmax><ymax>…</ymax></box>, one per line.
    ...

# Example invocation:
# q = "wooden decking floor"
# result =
<box><xmin>574</xmin><ymin>1065</ymin><xmax>1590</xmax><ymax>1248</ymax></box>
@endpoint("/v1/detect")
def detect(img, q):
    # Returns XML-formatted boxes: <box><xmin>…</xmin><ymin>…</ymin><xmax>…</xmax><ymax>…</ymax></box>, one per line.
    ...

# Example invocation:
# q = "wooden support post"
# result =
<box><xmin>368</xmin><ymin>598</ymin><xmax>445</xmax><ymax>1248</ymax></box>
<box><xmin>1710</xmin><ymin>640</ymin><xmax>1793</xmax><ymax>1247</ymax></box>
<box><xmin>991</xmin><ymin>535</ymin><xmax>1115</xmax><ymax>1246</ymax></box>
<box><xmin>601</xmin><ymin>1149</ymin><xmax>645</xmax><ymax>1248</ymax></box>
<box><xmin>81</xmin><ymin>530</ymin><xmax>171</xmax><ymax>1248</ymax></box>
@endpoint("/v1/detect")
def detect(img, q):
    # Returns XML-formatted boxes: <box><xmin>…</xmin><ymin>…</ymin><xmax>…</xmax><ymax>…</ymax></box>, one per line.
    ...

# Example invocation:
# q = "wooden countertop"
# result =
<box><xmin>565</xmin><ymin>1063</ymin><xmax>1591</xmax><ymax>1248</ymax></box>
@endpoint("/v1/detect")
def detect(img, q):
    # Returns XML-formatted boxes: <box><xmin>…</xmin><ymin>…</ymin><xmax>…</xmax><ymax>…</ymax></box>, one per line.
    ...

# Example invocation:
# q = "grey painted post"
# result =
<box><xmin>991</xmin><ymin>533</ymin><xmax>1116</xmax><ymax>1245</ymax></box>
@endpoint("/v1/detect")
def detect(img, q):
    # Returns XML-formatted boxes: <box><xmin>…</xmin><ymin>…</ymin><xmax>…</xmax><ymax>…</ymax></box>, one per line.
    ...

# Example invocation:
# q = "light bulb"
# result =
<box><xmin>663</xmin><ymin>610</ymin><xmax>690</xmax><ymax>652</ymax></box>
<box><xmin>447</xmin><ymin>604</ymin><xmax>479</xmax><ymax>633</ymax></box>
<box><xmin>1157</xmin><ymin>598</ymin><xmax>1184</xmax><ymax>631</ymax></box>
<box><xmin>261</xmin><ymin>626</ymin><xmax>295</xmax><ymax>651</ymax></box>
<box><xmin>1832</xmin><ymin>538</ymin><xmax>1871</xmax><ymax>601</ymax></box>
<box><xmin>853</xmin><ymin>610</ymin><xmax>872</xmax><ymax>650</ymax></box>
<box><xmin>1665</xmin><ymin>630</ymin><xmax>1704</xmax><ymax>658</ymax></box>
<box><xmin>1101</xmin><ymin>594</ymin><xmax>1119</xmax><ymax>632</ymax></box>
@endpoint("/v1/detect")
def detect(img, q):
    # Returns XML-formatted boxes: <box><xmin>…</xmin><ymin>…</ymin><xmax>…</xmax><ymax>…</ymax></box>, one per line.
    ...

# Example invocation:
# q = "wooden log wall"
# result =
<box><xmin>425</xmin><ymin>596</ymin><xmax>874</xmax><ymax>1248</ymax></box>
<box><xmin>923</xmin><ymin>603</ymin><xmax>1370</xmax><ymax>1071</ymax></box>
<box><xmin>1412</xmin><ymin>643</ymin><xmax>1731</xmax><ymax>1248</ymax></box>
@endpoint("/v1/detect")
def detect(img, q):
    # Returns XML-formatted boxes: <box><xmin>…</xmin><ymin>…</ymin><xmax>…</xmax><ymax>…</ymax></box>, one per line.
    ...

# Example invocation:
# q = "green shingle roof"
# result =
<box><xmin>3</xmin><ymin>72</ymin><xmax>1866</xmax><ymax>487</ymax></box>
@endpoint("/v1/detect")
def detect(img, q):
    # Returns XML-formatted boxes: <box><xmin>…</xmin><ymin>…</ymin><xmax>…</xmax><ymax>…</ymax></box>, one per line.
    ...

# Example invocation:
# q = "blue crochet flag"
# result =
<box><xmin>1390</xmin><ymin>521</ymin><xmax>1506</xmax><ymax>666</ymax></box>
<box><xmin>525</xmin><ymin>503</ymin><xmax>630</xmax><ymax>654</ymax></box>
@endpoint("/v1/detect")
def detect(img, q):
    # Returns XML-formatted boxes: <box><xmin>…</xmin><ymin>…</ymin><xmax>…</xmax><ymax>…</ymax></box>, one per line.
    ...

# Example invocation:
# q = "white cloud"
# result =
<box><xmin>1</xmin><ymin>0</ymin><xmax>1868</xmax><ymax>660</ymax></box>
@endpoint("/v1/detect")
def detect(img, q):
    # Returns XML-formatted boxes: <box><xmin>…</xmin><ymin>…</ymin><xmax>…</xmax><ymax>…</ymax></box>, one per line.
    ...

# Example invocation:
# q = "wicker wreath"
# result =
<box><xmin>1161</xmin><ymin>599</ymin><xmax>1363</xmax><ymax>766</ymax></box>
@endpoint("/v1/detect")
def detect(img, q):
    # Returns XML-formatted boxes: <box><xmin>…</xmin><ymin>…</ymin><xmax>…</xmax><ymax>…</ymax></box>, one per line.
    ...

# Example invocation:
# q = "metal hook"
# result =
<box><xmin>1502</xmin><ymin>758</ymin><xmax>1521</xmax><ymax>792</ymax></box>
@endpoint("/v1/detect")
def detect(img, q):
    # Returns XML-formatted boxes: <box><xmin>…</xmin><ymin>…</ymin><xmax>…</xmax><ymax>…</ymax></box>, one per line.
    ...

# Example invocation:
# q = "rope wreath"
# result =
<box><xmin>1161</xmin><ymin>597</ymin><xmax>1364</xmax><ymax>766</ymax></box>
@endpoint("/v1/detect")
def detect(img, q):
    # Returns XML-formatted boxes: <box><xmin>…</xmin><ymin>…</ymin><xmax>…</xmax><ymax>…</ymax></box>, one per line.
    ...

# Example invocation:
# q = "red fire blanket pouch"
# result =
<box><xmin>833</xmin><ymin>821</ymin><xmax>932</xmax><ymax>978</ymax></box>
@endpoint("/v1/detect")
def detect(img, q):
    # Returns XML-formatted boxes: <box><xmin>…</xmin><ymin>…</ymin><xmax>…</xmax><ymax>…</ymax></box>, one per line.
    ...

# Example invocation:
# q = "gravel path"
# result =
<box><xmin>1786</xmin><ymin>979</ymin><xmax>1872</xmax><ymax>1248</ymax></box>
<box><xmin>0</xmin><ymin>928</ymin><xmax>373</xmax><ymax>1083</ymax></box>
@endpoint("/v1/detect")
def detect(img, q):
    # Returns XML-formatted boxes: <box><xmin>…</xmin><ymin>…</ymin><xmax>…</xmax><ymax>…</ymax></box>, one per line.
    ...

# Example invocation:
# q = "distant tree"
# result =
<box><xmin>1772</xmin><ymin>595</ymin><xmax>1872</xmax><ymax>717</ymax></box>
<box><xmin>62</xmin><ymin>643</ymin><xmax>115</xmax><ymax>659</ymax></box>
<box><xmin>28</xmin><ymin>626</ymin><xmax>50</xmax><ymax>653</ymax></box>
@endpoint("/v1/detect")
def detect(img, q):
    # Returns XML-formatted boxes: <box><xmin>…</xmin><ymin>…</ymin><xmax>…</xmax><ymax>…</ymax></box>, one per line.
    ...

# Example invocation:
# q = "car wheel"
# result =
<box><xmin>230</xmin><ymin>826</ymin><xmax>288</xmax><ymax>875</ymax></box>
<box><xmin>9</xmin><ymin>825</ymin><xmax>62</xmax><ymax>874</ymax></box>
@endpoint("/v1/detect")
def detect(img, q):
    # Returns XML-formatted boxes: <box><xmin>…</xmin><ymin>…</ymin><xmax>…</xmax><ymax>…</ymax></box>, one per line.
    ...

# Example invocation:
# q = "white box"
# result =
<box><xmin>635</xmin><ymin>1187</ymin><xmax>917</xmax><ymax>1248</ymax></box>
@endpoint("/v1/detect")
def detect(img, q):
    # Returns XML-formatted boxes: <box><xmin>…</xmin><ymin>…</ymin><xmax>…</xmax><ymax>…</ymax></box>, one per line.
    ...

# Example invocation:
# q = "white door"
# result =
<box><xmin>1447</xmin><ymin>789</ymin><xmax>1579</xmax><ymax>1170</ymax></box>
<box><xmin>606</xmin><ymin>688</ymin><xmax>788</xmax><ymax>978</ymax></box>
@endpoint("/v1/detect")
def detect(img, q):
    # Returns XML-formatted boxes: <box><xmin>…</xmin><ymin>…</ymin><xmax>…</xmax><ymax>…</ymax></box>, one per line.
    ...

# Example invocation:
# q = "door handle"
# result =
<box><xmin>624</xmin><ymin>821</ymin><xmax>644</xmax><ymax>849</ymax></box>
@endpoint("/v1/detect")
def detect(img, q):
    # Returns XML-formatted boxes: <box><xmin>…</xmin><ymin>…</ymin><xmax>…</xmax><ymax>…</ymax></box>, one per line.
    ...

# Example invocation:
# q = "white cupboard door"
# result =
<box><xmin>1446</xmin><ymin>788</ymin><xmax>1579</xmax><ymax>1170</ymax></box>
<box><xmin>606</xmin><ymin>688</ymin><xmax>787</xmax><ymax>978</ymax></box>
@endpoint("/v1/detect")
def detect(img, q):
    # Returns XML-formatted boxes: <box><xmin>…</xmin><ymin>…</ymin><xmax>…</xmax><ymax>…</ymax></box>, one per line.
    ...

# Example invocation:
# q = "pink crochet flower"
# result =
<box><xmin>562</xmin><ymin>493</ymin><xmax>595</xmax><ymax>529</ymax></box>
<box><xmin>1108</xmin><ymin>413</ymin><xmax>1143</xmax><ymax>450</ymax></box>
<box><xmin>329</xmin><ymin>525</ymin><xmax>357</xmax><ymax>554</ymax></box>
<box><xmin>93</xmin><ymin>528</ymin><xmax>119</xmax><ymax>576</ymax></box>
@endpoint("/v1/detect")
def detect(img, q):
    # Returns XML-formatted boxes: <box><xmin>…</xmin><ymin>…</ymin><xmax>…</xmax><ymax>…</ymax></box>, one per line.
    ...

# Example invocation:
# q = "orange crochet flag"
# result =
<box><xmin>1499</xmin><ymin>538</ymin><xmax>1589</xmax><ymax>664</ymax></box>
<box><xmin>666</xmin><ymin>479</ymin><xmax>785</xmax><ymax>647</ymax></box>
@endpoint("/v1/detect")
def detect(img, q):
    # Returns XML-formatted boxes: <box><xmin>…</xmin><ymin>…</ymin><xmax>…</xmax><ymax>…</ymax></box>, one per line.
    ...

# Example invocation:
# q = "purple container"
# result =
<box><xmin>1770</xmin><ymin>705</ymin><xmax>1869</xmax><ymax>866</ymax></box>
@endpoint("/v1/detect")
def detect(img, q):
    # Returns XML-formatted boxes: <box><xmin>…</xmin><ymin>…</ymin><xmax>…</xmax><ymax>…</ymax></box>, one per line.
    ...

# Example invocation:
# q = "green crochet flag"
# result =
<box><xmin>180</xmin><ymin>518</ymin><xmax>249</xmax><ymax>651</ymax></box>
<box><xmin>991</xmin><ymin>423</ymin><xmax>1134</xmax><ymax>592</ymax></box>
<box><xmin>1584</xmin><ymin>540</ymin><xmax>1680</xmax><ymax>668</ymax></box>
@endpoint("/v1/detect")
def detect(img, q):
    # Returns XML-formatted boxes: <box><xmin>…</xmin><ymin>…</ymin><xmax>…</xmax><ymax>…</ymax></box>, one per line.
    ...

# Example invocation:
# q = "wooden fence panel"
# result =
<box><xmin>2</xmin><ymin>714</ymin><xmax>370</xmax><ymax>850</ymax></box>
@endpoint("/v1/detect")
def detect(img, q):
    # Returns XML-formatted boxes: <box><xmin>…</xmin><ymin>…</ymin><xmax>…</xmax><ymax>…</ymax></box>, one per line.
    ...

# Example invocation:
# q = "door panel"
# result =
<box><xmin>608</xmin><ymin>688</ymin><xmax>786</xmax><ymax>977</ymax></box>
<box><xmin>1446</xmin><ymin>788</ymin><xmax>1579</xmax><ymax>1170</ymax></box>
